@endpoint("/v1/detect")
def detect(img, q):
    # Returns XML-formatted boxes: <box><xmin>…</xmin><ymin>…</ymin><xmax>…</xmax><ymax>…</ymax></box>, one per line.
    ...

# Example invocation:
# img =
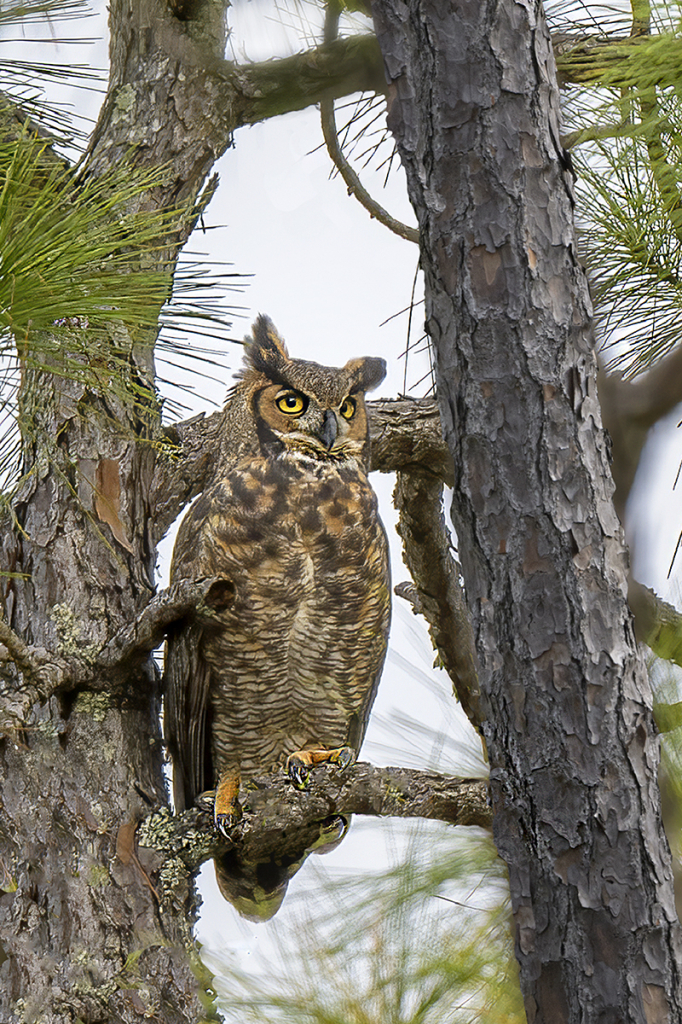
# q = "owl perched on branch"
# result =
<box><xmin>164</xmin><ymin>316</ymin><xmax>390</xmax><ymax>919</ymax></box>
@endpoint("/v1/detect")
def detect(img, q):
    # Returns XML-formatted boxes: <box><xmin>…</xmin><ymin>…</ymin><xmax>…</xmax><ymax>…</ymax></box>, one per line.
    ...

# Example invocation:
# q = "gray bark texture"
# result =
<box><xmin>370</xmin><ymin>0</ymin><xmax>682</xmax><ymax>1020</ymax></box>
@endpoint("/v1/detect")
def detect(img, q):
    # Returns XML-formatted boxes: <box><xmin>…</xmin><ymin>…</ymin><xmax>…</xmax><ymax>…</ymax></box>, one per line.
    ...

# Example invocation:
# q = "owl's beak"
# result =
<box><xmin>319</xmin><ymin>409</ymin><xmax>338</xmax><ymax>450</ymax></box>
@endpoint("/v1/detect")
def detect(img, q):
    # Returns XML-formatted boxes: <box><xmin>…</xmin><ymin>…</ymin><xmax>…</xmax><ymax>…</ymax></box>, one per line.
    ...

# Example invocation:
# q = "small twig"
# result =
<box><xmin>0</xmin><ymin>619</ymin><xmax>42</xmax><ymax>681</ymax></box>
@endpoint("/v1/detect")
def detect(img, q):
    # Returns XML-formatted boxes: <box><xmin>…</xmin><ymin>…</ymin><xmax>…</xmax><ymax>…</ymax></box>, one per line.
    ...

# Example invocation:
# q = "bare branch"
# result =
<box><xmin>0</xmin><ymin>579</ymin><xmax>226</xmax><ymax>727</ymax></box>
<box><xmin>98</xmin><ymin>577</ymin><xmax>228</xmax><ymax>673</ymax></box>
<box><xmin>599</xmin><ymin>346</ymin><xmax>682</xmax><ymax>517</ymax></box>
<box><xmin>394</xmin><ymin>469</ymin><xmax>482</xmax><ymax>727</ymax></box>
<box><xmin>319</xmin><ymin>1</ymin><xmax>418</xmax><ymax>242</ymax></box>
<box><xmin>320</xmin><ymin>95</ymin><xmax>419</xmax><ymax>243</ymax></box>
<box><xmin>231</xmin><ymin>35</ymin><xmax>389</xmax><ymax>125</ymax></box>
<box><xmin>368</xmin><ymin>397</ymin><xmax>453</xmax><ymax>480</ymax></box>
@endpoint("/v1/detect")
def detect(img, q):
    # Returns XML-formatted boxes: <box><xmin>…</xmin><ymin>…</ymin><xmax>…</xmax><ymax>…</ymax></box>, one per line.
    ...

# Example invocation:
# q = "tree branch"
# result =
<box><xmin>368</xmin><ymin>398</ymin><xmax>453</xmax><ymax>479</ymax></box>
<box><xmin>319</xmin><ymin>2</ymin><xmax>419</xmax><ymax>243</ymax></box>
<box><xmin>599</xmin><ymin>344</ymin><xmax>682</xmax><ymax>517</ymax></box>
<box><xmin>0</xmin><ymin>579</ymin><xmax>226</xmax><ymax>727</ymax></box>
<box><xmin>394</xmin><ymin>469</ymin><xmax>482</xmax><ymax>728</ymax></box>
<box><xmin>138</xmin><ymin>762</ymin><xmax>492</xmax><ymax>877</ymax></box>
<box><xmin>230</xmin><ymin>35</ymin><xmax>389</xmax><ymax>125</ymax></box>
<box><xmin>98</xmin><ymin>577</ymin><xmax>229</xmax><ymax>673</ymax></box>
<box><xmin>553</xmin><ymin>31</ymin><xmax>650</xmax><ymax>87</ymax></box>
<box><xmin>320</xmin><ymin>94</ymin><xmax>419</xmax><ymax>242</ymax></box>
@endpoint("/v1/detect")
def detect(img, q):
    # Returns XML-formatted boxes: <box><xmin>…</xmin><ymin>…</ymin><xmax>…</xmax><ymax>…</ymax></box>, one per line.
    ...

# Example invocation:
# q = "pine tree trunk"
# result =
<box><xmin>371</xmin><ymin>0</ymin><xmax>682</xmax><ymax>1019</ymax></box>
<box><xmin>0</xmin><ymin>1</ymin><xmax>231</xmax><ymax>1019</ymax></box>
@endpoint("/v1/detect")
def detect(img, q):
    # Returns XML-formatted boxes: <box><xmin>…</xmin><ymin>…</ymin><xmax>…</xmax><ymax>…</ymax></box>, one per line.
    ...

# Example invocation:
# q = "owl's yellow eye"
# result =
<box><xmin>276</xmin><ymin>391</ymin><xmax>308</xmax><ymax>415</ymax></box>
<box><xmin>339</xmin><ymin>396</ymin><xmax>356</xmax><ymax>420</ymax></box>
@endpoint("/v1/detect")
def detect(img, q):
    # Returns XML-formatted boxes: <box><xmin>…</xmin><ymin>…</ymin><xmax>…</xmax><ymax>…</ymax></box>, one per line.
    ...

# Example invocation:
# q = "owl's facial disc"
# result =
<box><xmin>255</xmin><ymin>383</ymin><xmax>365</xmax><ymax>460</ymax></box>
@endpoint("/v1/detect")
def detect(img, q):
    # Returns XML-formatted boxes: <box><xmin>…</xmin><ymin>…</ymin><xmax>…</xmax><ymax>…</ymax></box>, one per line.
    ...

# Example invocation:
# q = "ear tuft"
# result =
<box><xmin>246</xmin><ymin>315</ymin><xmax>290</xmax><ymax>376</ymax></box>
<box><xmin>345</xmin><ymin>356</ymin><xmax>387</xmax><ymax>394</ymax></box>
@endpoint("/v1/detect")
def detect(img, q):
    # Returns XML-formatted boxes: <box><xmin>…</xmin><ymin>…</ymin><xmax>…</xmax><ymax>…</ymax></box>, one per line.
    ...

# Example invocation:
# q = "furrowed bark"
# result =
<box><xmin>371</xmin><ymin>0</ymin><xmax>682</xmax><ymax>1019</ymax></box>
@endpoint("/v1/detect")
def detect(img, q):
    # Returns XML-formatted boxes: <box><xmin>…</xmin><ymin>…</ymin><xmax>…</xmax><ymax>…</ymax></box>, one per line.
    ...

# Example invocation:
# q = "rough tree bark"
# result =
<box><xmin>371</xmin><ymin>0</ymin><xmax>682</xmax><ymax>1020</ymax></box>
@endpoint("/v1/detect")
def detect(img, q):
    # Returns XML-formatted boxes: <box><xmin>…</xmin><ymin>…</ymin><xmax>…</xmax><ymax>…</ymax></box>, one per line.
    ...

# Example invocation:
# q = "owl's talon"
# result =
<box><xmin>331</xmin><ymin>746</ymin><xmax>355</xmax><ymax>771</ymax></box>
<box><xmin>286</xmin><ymin>756</ymin><xmax>312</xmax><ymax>790</ymax></box>
<box><xmin>320</xmin><ymin>814</ymin><xmax>348</xmax><ymax>841</ymax></box>
<box><xmin>214</xmin><ymin>812</ymin><xmax>238</xmax><ymax>839</ymax></box>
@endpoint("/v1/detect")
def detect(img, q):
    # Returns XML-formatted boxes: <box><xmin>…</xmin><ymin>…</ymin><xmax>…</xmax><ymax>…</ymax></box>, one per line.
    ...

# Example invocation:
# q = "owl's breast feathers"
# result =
<box><xmin>168</xmin><ymin>451</ymin><xmax>390</xmax><ymax>797</ymax></box>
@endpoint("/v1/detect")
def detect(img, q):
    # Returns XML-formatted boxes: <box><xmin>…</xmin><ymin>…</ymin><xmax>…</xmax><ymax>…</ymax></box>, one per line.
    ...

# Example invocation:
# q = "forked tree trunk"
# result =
<box><xmin>3</xmin><ymin>0</ymin><xmax>681</xmax><ymax>1020</ymax></box>
<box><xmin>371</xmin><ymin>0</ymin><xmax>682</xmax><ymax>1019</ymax></box>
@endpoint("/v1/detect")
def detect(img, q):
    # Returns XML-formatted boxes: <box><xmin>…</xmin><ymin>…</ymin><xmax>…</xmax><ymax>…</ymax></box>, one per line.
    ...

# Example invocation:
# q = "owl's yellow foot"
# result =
<box><xmin>286</xmin><ymin>746</ymin><xmax>356</xmax><ymax>789</ymax></box>
<box><xmin>214</xmin><ymin>767</ymin><xmax>241</xmax><ymax>838</ymax></box>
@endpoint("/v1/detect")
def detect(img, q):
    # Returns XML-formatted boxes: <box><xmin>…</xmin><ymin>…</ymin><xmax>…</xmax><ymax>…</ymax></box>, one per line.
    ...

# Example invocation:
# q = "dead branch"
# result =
<box><xmin>0</xmin><ymin>579</ymin><xmax>225</xmax><ymax>725</ymax></box>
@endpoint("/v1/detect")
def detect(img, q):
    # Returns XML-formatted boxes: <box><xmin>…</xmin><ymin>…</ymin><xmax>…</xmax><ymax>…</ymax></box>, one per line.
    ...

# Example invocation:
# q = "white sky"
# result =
<box><xmin>6</xmin><ymin>0</ymin><xmax>682</xmax><ymax>1014</ymax></box>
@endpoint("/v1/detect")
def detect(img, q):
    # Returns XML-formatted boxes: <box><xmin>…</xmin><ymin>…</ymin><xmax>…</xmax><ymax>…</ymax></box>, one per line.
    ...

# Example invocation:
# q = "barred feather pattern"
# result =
<box><xmin>164</xmin><ymin>318</ymin><xmax>390</xmax><ymax>820</ymax></box>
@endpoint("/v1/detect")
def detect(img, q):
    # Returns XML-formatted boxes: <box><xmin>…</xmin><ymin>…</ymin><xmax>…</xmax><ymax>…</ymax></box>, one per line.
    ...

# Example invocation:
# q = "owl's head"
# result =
<box><xmin>234</xmin><ymin>315</ymin><xmax>386</xmax><ymax>467</ymax></box>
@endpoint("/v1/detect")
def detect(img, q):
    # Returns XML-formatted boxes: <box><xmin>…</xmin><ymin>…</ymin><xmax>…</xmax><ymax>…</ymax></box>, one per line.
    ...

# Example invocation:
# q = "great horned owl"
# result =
<box><xmin>164</xmin><ymin>316</ymin><xmax>390</xmax><ymax>919</ymax></box>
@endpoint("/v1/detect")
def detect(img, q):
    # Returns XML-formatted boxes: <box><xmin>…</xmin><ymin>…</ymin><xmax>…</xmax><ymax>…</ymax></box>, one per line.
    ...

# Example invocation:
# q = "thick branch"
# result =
<box><xmin>139</xmin><ymin>762</ymin><xmax>492</xmax><ymax>875</ymax></box>
<box><xmin>394</xmin><ymin>469</ymin><xmax>481</xmax><ymax>727</ymax></box>
<box><xmin>233</xmin><ymin>35</ymin><xmax>388</xmax><ymax>123</ymax></box>
<box><xmin>368</xmin><ymin>398</ymin><xmax>453</xmax><ymax>478</ymax></box>
<box><xmin>98</xmin><ymin>577</ymin><xmax>228</xmax><ymax>672</ymax></box>
<box><xmin>0</xmin><ymin>579</ymin><xmax>224</xmax><ymax>726</ymax></box>
<box><xmin>599</xmin><ymin>345</ymin><xmax>682</xmax><ymax>517</ymax></box>
<box><xmin>553</xmin><ymin>31</ymin><xmax>650</xmax><ymax>86</ymax></box>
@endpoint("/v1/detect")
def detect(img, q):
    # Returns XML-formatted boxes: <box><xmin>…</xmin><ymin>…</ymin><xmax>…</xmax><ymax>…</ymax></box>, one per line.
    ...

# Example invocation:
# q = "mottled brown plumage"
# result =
<box><xmin>164</xmin><ymin>316</ymin><xmax>390</xmax><ymax>918</ymax></box>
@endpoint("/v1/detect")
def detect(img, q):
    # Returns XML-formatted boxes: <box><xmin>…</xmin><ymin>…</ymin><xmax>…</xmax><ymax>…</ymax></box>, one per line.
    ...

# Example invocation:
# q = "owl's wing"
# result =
<box><xmin>164</xmin><ymin>619</ymin><xmax>212</xmax><ymax>812</ymax></box>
